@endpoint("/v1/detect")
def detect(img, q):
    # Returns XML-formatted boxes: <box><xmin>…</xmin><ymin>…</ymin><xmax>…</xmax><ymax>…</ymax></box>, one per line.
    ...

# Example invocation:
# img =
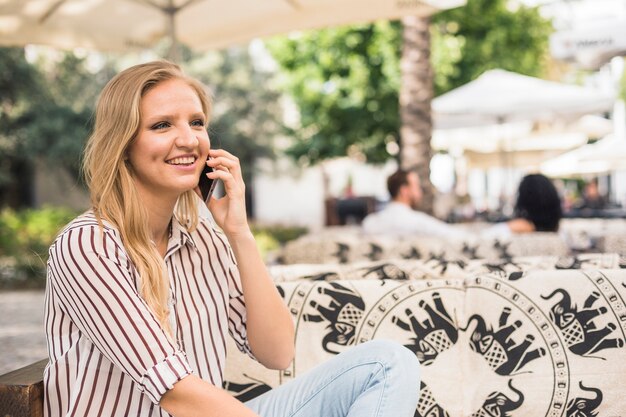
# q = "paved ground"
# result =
<box><xmin>0</xmin><ymin>290</ymin><xmax>47</xmax><ymax>375</ymax></box>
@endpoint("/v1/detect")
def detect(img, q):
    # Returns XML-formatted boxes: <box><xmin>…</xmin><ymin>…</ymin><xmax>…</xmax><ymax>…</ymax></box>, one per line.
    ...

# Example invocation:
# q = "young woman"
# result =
<box><xmin>44</xmin><ymin>61</ymin><xmax>420</xmax><ymax>417</ymax></box>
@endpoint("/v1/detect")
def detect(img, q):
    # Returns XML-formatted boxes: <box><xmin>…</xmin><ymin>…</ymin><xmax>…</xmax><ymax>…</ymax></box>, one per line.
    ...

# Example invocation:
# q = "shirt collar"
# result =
<box><xmin>167</xmin><ymin>217</ymin><xmax>197</xmax><ymax>257</ymax></box>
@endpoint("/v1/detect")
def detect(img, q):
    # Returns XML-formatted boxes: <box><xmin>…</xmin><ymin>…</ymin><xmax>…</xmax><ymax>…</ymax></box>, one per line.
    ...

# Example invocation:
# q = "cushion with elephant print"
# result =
<box><xmin>279</xmin><ymin>233</ymin><xmax>569</xmax><ymax>265</ymax></box>
<box><xmin>268</xmin><ymin>253</ymin><xmax>623</xmax><ymax>283</ymax></box>
<box><xmin>224</xmin><ymin>269</ymin><xmax>626</xmax><ymax>417</ymax></box>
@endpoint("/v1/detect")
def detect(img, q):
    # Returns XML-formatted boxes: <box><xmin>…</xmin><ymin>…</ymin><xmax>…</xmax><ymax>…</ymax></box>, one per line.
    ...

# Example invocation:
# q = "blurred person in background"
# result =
<box><xmin>482</xmin><ymin>173</ymin><xmax>562</xmax><ymax>238</ymax></box>
<box><xmin>362</xmin><ymin>169</ymin><xmax>469</xmax><ymax>239</ymax></box>
<box><xmin>579</xmin><ymin>178</ymin><xmax>607</xmax><ymax>210</ymax></box>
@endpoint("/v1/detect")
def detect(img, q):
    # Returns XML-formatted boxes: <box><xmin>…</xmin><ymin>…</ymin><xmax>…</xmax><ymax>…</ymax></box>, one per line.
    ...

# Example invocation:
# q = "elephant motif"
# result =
<box><xmin>426</xmin><ymin>252</ymin><xmax>467</xmax><ymax>274</ymax></box>
<box><xmin>302</xmin><ymin>282</ymin><xmax>365</xmax><ymax>354</ymax></box>
<box><xmin>566</xmin><ymin>382</ymin><xmax>603</xmax><ymax>417</ymax></box>
<box><xmin>462</xmin><ymin>242</ymin><xmax>480</xmax><ymax>259</ymax></box>
<box><xmin>360</xmin><ymin>263</ymin><xmax>409</xmax><ymax>280</ymax></box>
<box><xmin>393</xmin><ymin>292</ymin><xmax>458</xmax><ymax>365</ymax></box>
<box><xmin>366</xmin><ymin>243</ymin><xmax>384</xmax><ymax>261</ymax></box>
<box><xmin>483</xmin><ymin>259</ymin><xmax>521</xmax><ymax>275</ymax></box>
<box><xmin>332</xmin><ymin>242</ymin><xmax>350</xmax><ymax>263</ymax></box>
<box><xmin>277</xmin><ymin>285</ymin><xmax>285</xmax><ymax>299</ymax></box>
<box><xmin>471</xmin><ymin>380</ymin><xmax>524</xmax><ymax>417</ymax></box>
<box><xmin>542</xmin><ymin>289</ymin><xmax>623</xmax><ymax>357</ymax></box>
<box><xmin>302</xmin><ymin>272</ymin><xmax>341</xmax><ymax>281</ymax></box>
<box><xmin>493</xmin><ymin>240</ymin><xmax>514</xmax><ymax>260</ymax></box>
<box><xmin>402</xmin><ymin>246</ymin><xmax>423</xmax><ymax>260</ymax></box>
<box><xmin>223</xmin><ymin>378</ymin><xmax>272</xmax><ymax>402</ymax></box>
<box><xmin>415</xmin><ymin>382</ymin><xmax>450</xmax><ymax>417</ymax></box>
<box><xmin>462</xmin><ymin>307</ymin><xmax>546</xmax><ymax>375</ymax></box>
<box><xmin>507</xmin><ymin>271</ymin><xmax>526</xmax><ymax>281</ymax></box>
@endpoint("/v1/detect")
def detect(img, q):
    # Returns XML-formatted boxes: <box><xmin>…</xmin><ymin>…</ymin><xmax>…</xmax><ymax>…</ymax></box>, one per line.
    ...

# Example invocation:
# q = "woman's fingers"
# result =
<box><xmin>204</xmin><ymin>164</ymin><xmax>244</xmax><ymax>200</ymax></box>
<box><xmin>207</xmin><ymin>150</ymin><xmax>243</xmax><ymax>182</ymax></box>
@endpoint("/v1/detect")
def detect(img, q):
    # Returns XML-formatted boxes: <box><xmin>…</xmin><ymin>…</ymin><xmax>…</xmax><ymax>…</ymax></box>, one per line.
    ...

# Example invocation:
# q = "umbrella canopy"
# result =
<box><xmin>432</xmin><ymin>69</ymin><xmax>615</xmax><ymax>129</ymax></box>
<box><xmin>578</xmin><ymin>134</ymin><xmax>626</xmax><ymax>170</ymax></box>
<box><xmin>453</xmin><ymin>131</ymin><xmax>589</xmax><ymax>170</ymax></box>
<box><xmin>431</xmin><ymin>115</ymin><xmax>608</xmax><ymax>154</ymax></box>
<box><xmin>540</xmin><ymin>134</ymin><xmax>626</xmax><ymax>178</ymax></box>
<box><xmin>431</xmin><ymin>114</ymin><xmax>611</xmax><ymax>169</ymax></box>
<box><xmin>0</xmin><ymin>0</ymin><xmax>464</xmax><ymax>57</ymax></box>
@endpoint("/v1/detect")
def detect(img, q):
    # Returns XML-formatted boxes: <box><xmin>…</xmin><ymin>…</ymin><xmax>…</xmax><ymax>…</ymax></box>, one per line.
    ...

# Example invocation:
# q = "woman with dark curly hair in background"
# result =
<box><xmin>483</xmin><ymin>173</ymin><xmax>562</xmax><ymax>238</ymax></box>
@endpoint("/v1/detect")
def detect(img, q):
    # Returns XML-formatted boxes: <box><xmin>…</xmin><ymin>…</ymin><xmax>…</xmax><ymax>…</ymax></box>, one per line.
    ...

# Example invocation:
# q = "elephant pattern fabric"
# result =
<box><xmin>279</xmin><ymin>233</ymin><xmax>571</xmax><ymax>265</ymax></box>
<box><xmin>223</xmin><ymin>269</ymin><xmax>626</xmax><ymax>417</ymax></box>
<box><xmin>268</xmin><ymin>253</ymin><xmax>623</xmax><ymax>283</ymax></box>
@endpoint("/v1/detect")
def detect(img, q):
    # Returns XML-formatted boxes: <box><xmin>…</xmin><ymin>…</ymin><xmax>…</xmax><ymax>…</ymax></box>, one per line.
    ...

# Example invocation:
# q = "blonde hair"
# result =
<box><xmin>83</xmin><ymin>61</ymin><xmax>212</xmax><ymax>335</ymax></box>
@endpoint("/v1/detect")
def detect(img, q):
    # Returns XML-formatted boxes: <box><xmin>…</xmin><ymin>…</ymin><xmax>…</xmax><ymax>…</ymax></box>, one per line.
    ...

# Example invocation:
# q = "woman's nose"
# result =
<box><xmin>175</xmin><ymin>125</ymin><xmax>199</xmax><ymax>148</ymax></box>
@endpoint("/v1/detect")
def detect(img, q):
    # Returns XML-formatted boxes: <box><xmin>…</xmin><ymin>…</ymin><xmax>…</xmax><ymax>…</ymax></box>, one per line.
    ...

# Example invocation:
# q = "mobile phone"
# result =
<box><xmin>199</xmin><ymin>159</ymin><xmax>217</xmax><ymax>203</ymax></box>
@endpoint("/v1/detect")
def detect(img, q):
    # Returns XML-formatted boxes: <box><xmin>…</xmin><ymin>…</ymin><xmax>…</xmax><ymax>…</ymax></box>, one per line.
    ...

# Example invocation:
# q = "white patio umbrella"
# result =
<box><xmin>432</xmin><ymin>69</ymin><xmax>614</xmax><ymax>129</ymax></box>
<box><xmin>431</xmin><ymin>114</ymin><xmax>612</xmax><ymax>169</ymax></box>
<box><xmin>431</xmin><ymin>116</ymin><xmax>609</xmax><ymax>154</ymax></box>
<box><xmin>540</xmin><ymin>134</ymin><xmax>626</xmax><ymax>178</ymax></box>
<box><xmin>577</xmin><ymin>134</ymin><xmax>626</xmax><ymax>171</ymax></box>
<box><xmin>0</xmin><ymin>0</ymin><xmax>465</xmax><ymax>59</ymax></box>
<box><xmin>453</xmin><ymin>132</ymin><xmax>589</xmax><ymax>170</ymax></box>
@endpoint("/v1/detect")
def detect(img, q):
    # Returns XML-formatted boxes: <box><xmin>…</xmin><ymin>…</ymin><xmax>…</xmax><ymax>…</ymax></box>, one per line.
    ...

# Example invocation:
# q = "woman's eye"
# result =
<box><xmin>151</xmin><ymin>121</ymin><xmax>170</xmax><ymax>130</ymax></box>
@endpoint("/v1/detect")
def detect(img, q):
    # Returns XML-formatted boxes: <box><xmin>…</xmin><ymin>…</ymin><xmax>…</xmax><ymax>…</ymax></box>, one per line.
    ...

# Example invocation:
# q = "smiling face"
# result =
<box><xmin>126</xmin><ymin>78</ymin><xmax>210</xmax><ymax>204</ymax></box>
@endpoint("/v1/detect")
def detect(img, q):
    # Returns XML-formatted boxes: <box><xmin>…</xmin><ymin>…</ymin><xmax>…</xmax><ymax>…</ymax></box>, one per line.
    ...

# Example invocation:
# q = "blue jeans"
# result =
<box><xmin>244</xmin><ymin>340</ymin><xmax>421</xmax><ymax>417</ymax></box>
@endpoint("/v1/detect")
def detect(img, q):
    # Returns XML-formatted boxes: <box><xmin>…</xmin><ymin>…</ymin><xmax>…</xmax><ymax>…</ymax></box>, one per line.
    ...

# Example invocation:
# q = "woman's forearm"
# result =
<box><xmin>226</xmin><ymin>229</ymin><xmax>295</xmax><ymax>369</ymax></box>
<box><xmin>160</xmin><ymin>374</ymin><xmax>259</xmax><ymax>417</ymax></box>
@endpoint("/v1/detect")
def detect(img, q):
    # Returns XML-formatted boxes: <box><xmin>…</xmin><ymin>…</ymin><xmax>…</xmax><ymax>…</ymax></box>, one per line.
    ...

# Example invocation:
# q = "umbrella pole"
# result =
<box><xmin>162</xmin><ymin>0</ymin><xmax>204</xmax><ymax>61</ymax></box>
<box><xmin>165</xmin><ymin>1</ymin><xmax>181</xmax><ymax>62</ymax></box>
<box><xmin>167</xmin><ymin>13</ymin><xmax>180</xmax><ymax>62</ymax></box>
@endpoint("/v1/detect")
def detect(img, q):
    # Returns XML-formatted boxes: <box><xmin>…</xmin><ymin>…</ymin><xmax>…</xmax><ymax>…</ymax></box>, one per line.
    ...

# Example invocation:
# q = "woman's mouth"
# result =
<box><xmin>167</xmin><ymin>156</ymin><xmax>196</xmax><ymax>166</ymax></box>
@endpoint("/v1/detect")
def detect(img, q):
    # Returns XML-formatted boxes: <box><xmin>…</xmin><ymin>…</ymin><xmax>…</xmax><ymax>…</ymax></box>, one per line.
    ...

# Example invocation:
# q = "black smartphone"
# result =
<box><xmin>199</xmin><ymin>159</ymin><xmax>217</xmax><ymax>203</ymax></box>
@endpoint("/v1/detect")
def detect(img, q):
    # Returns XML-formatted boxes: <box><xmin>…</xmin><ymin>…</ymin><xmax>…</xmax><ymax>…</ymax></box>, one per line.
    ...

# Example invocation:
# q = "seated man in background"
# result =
<box><xmin>362</xmin><ymin>169</ymin><xmax>468</xmax><ymax>239</ymax></box>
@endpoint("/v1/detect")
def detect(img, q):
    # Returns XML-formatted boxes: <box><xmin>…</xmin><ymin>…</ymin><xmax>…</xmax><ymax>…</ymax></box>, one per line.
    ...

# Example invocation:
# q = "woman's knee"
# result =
<box><xmin>359</xmin><ymin>339</ymin><xmax>420</xmax><ymax>376</ymax></box>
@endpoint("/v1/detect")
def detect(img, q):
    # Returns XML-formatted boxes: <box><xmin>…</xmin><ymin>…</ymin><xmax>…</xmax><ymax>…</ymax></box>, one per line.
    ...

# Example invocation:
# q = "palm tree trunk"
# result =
<box><xmin>400</xmin><ymin>15</ymin><xmax>434</xmax><ymax>214</ymax></box>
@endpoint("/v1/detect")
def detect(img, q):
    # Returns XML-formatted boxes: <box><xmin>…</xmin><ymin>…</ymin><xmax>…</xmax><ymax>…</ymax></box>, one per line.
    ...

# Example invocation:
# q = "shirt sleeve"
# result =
<box><xmin>225</xmin><ymin>257</ymin><xmax>255</xmax><ymax>359</ymax></box>
<box><xmin>47</xmin><ymin>224</ymin><xmax>192</xmax><ymax>404</ymax></box>
<box><xmin>411</xmin><ymin>212</ymin><xmax>471</xmax><ymax>240</ymax></box>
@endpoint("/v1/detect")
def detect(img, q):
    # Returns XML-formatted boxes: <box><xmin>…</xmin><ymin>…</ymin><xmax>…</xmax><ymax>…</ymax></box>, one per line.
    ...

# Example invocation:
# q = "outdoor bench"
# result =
<box><xmin>0</xmin><ymin>359</ymin><xmax>46</xmax><ymax>417</ymax></box>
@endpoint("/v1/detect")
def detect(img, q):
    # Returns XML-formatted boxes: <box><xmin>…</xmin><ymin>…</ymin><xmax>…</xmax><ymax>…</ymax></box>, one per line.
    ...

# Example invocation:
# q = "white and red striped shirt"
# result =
<box><xmin>44</xmin><ymin>211</ymin><xmax>251</xmax><ymax>417</ymax></box>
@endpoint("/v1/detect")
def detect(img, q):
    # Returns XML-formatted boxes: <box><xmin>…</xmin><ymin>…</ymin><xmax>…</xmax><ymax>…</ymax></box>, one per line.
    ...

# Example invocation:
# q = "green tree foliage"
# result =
<box><xmin>432</xmin><ymin>0</ymin><xmax>553</xmax><ymax>95</ymax></box>
<box><xmin>0</xmin><ymin>48</ymin><xmax>42</xmax><ymax>201</ymax></box>
<box><xmin>0</xmin><ymin>48</ymin><xmax>113</xmax><ymax>207</ymax></box>
<box><xmin>267</xmin><ymin>0</ymin><xmax>551</xmax><ymax>165</ymax></box>
<box><xmin>267</xmin><ymin>21</ymin><xmax>401</xmax><ymax>165</ymax></box>
<box><xmin>18</xmin><ymin>53</ymin><xmax>114</xmax><ymax>177</ymax></box>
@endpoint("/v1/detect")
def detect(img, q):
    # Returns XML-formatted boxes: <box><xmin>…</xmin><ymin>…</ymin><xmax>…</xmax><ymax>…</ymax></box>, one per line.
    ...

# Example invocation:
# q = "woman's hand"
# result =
<box><xmin>202</xmin><ymin>149</ymin><xmax>250</xmax><ymax>236</ymax></box>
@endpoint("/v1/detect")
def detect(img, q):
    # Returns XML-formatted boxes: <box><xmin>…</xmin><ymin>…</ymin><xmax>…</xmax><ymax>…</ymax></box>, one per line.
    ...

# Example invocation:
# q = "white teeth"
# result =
<box><xmin>168</xmin><ymin>157</ymin><xmax>195</xmax><ymax>165</ymax></box>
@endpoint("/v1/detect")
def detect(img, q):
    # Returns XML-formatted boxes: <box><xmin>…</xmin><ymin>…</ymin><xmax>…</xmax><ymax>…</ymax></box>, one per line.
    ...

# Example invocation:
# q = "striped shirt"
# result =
<box><xmin>44</xmin><ymin>211</ymin><xmax>251</xmax><ymax>417</ymax></box>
